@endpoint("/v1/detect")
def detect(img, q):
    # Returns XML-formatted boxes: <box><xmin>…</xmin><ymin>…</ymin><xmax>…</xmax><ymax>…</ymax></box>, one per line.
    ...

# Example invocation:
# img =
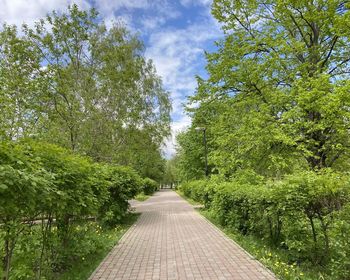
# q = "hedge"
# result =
<box><xmin>179</xmin><ymin>170</ymin><xmax>350</xmax><ymax>277</ymax></box>
<box><xmin>0</xmin><ymin>140</ymin><xmax>142</xmax><ymax>279</ymax></box>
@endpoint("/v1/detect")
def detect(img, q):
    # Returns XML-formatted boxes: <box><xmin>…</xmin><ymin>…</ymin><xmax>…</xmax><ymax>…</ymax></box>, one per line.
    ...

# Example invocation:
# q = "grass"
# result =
<box><xmin>134</xmin><ymin>192</ymin><xmax>151</xmax><ymax>201</ymax></box>
<box><xmin>57</xmin><ymin>213</ymin><xmax>139</xmax><ymax>280</ymax></box>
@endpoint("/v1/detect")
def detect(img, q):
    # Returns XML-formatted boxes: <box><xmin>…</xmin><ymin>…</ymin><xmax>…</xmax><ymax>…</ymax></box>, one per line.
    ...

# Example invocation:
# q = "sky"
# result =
<box><xmin>0</xmin><ymin>0</ymin><xmax>223</xmax><ymax>157</ymax></box>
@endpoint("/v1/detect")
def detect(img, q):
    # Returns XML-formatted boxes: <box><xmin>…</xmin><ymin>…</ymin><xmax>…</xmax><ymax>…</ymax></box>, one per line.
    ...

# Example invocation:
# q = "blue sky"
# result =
<box><xmin>0</xmin><ymin>0</ymin><xmax>223</xmax><ymax>157</ymax></box>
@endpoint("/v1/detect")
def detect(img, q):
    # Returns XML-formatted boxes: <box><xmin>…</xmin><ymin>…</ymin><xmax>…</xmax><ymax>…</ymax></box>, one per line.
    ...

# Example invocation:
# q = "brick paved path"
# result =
<box><xmin>89</xmin><ymin>190</ymin><xmax>277</xmax><ymax>280</ymax></box>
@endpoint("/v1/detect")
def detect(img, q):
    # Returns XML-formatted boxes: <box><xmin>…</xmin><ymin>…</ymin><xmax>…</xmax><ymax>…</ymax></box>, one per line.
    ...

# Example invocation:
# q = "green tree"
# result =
<box><xmin>25</xmin><ymin>5</ymin><xmax>171</xmax><ymax>166</ymax></box>
<box><xmin>188</xmin><ymin>0</ymin><xmax>350</xmax><ymax>177</ymax></box>
<box><xmin>162</xmin><ymin>157</ymin><xmax>179</xmax><ymax>187</ymax></box>
<box><xmin>0</xmin><ymin>5</ymin><xmax>170</xmax><ymax>175</ymax></box>
<box><xmin>176</xmin><ymin>129</ymin><xmax>207</xmax><ymax>181</ymax></box>
<box><xmin>25</xmin><ymin>5</ymin><xmax>98</xmax><ymax>151</ymax></box>
<box><xmin>114</xmin><ymin>128</ymin><xmax>166</xmax><ymax>181</ymax></box>
<box><xmin>84</xmin><ymin>23</ymin><xmax>171</xmax><ymax>162</ymax></box>
<box><xmin>0</xmin><ymin>25</ymin><xmax>48</xmax><ymax>140</ymax></box>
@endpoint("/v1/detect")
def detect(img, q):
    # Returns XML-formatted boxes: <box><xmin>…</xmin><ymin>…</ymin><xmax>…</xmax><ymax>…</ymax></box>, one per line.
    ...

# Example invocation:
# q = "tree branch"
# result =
<box><xmin>321</xmin><ymin>36</ymin><xmax>339</xmax><ymax>69</ymax></box>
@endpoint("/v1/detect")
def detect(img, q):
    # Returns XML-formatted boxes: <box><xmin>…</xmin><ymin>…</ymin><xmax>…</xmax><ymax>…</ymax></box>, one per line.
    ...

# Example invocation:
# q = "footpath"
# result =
<box><xmin>89</xmin><ymin>190</ymin><xmax>276</xmax><ymax>280</ymax></box>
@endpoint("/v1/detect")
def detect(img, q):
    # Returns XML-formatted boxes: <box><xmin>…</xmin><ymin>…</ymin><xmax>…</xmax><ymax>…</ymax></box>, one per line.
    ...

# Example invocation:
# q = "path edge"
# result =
<box><xmin>88</xmin><ymin>213</ymin><xmax>142</xmax><ymax>279</ymax></box>
<box><xmin>173</xmin><ymin>190</ymin><xmax>278</xmax><ymax>280</ymax></box>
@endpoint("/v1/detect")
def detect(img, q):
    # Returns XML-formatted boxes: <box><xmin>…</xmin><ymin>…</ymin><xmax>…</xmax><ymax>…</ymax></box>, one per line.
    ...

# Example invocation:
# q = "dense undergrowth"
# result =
<box><xmin>179</xmin><ymin>171</ymin><xmax>350</xmax><ymax>280</ymax></box>
<box><xmin>0</xmin><ymin>140</ymin><xmax>157</xmax><ymax>279</ymax></box>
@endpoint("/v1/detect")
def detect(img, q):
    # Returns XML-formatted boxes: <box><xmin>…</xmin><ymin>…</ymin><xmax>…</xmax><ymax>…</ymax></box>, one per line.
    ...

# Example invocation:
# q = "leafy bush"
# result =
<box><xmin>141</xmin><ymin>178</ymin><xmax>158</xmax><ymax>195</ymax></box>
<box><xmin>98</xmin><ymin>165</ymin><xmax>141</xmax><ymax>226</ymax></box>
<box><xmin>179</xmin><ymin>180</ymin><xmax>208</xmax><ymax>203</ymax></box>
<box><xmin>0</xmin><ymin>140</ymin><xmax>142</xmax><ymax>279</ymax></box>
<box><xmin>271</xmin><ymin>171</ymin><xmax>349</xmax><ymax>264</ymax></box>
<box><xmin>0</xmin><ymin>141</ymin><xmax>53</xmax><ymax>279</ymax></box>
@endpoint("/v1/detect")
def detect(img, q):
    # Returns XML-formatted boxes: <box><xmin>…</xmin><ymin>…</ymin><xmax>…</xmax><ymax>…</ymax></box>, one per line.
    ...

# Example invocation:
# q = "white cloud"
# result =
<box><xmin>147</xmin><ymin>20</ymin><xmax>221</xmax><ymax>158</ymax></box>
<box><xmin>96</xmin><ymin>0</ymin><xmax>181</xmax><ymax>33</ymax></box>
<box><xmin>0</xmin><ymin>0</ymin><xmax>177</xmax><ymax>32</ymax></box>
<box><xmin>141</xmin><ymin>16</ymin><xmax>165</xmax><ymax>30</ymax></box>
<box><xmin>146</xmin><ymin>22</ymin><xmax>220</xmax><ymax>112</ymax></box>
<box><xmin>94</xmin><ymin>0</ymin><xmax>148</xmax><ymax>30</ymax></box>
<box><xmin>136</xmin><ymin>1</ymin><xmax>181</xmax><ymax>33</ymax></box>
<box><xmin>180</xmin><ymin>0</ymin><xmax>212</xmax><ymax>7</ymax></box>
<box><xmin>95</xmin><ymin>0</ymin><xmax>148</xmax><ymax>14</ymax></box>
<box><xmin>0</xmin><ymin>0</ymin><xmax>90</xmax><ymax>27</ymax></box>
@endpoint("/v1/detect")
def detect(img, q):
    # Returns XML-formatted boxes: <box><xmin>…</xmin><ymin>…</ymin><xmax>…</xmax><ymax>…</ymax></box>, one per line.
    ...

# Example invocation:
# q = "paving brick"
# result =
<box><xmin>89</xmin><ymin>190</ymin><xmax>277</xmax><ymax>280</ymax></box>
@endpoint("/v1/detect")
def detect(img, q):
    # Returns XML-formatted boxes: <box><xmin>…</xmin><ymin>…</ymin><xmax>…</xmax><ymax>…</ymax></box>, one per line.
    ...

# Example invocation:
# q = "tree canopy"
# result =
<box><xmin>177</xmin><ymin>0</ymin><xmax>350</xmax><ymax>180</ymax></box>
<box><xmin>0</xmin><ymin>5</ymin><xmax>171</xmax><ymax>179</ymax></box>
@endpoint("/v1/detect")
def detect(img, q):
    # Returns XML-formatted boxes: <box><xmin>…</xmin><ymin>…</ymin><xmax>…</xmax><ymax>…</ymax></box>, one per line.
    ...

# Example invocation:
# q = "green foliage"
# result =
<box><xmin>28</xmin><ymin>141</ymin><xmax>101</xmax><ymax>217</ymax></box>
<box><xmin>0</xmin><ymin>25</ymin><xmax>48</xmax><ymax>140</ymax></box>
<box><xmin>114</xmin><ymin>130</ymin><xmax>167</xmax><ymax>182</ymax></box>
<box><xmin>0</xmin><ymin>140</ymin><xmax>141</xmax><ymax>279</ymax></box>
<box><xmin>0</xmin><ymin>141</ymin><xmax>53</xmax><ymax>280</ymax></box>
<box><xmin>0</xmin><ymin>142</ymin><xmax>52</xmax><ymax>221</ymax></box>
<box><xmin>271</xmin><ymin>170</ymin><xmax>349</xmax><ymax>264</ymax></box>
<box><xmin>180</xmin><ymin>171</ymin><xmax>350</xmax><ymax>279</ymax></box>
<box><xmin>209</xmin><ymin>0</ymin><xmax>350</xmax><ymax>172</ymax></box>
<box><xmin>134</xmin><ymin>193</ymin><xmax>150</xmax><ymax>202</ymax></box>
<box><xmin>175</xmin><ymin>129</ymin><xmax>209</xmax><ymax>181</ymax></box>
<box><xmin>98</xmin><ymin>165</ymin><xmax>141</xmax><ymax>226</ymax></box>
<box><xmin>176</xmin><ymin>0</ymin><xmax>350</xmax><ymax>180</ymax></box>
<box><xmin>179</xmin><ymin>177</ymin><xmax>223</xmax><ymax>208</ymax></box>
<box><xmin>0</xmin><ymin>4</ymin><xmax>170</xmax><ymax>181</ymax></box>
<box><xmin>162</xmin><ymin>157</ymin><xmax>179</xmax><ymax>187</ymax></box>
<box><xmin>180</xmin><ymin>180</ymin><xmax>207</xmax><ymax>203</ymax></box>
<box><xmin>141</xmin><ymin>178</ymin><xmax>158</xmax><ymax>195</ymax></box>
<box><xmin>174</xmin><ymin>3</ymin><xmax>350</xmax><ymax>278</ymax></box>
<box><xmin>329</xmin><ymin>204</ymin><xmax>350</xmax><ymax>279</ymax></box>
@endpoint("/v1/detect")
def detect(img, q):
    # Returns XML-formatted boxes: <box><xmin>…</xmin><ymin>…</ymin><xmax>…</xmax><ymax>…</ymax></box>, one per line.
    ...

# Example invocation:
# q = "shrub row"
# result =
<box><xmin>0</xmin><ymin>140</ymin><xmax>142</xmax><ymax>279</ymax></box>
<box><xmin>180</xmin><ymin>171</ymin><xmax>350</xmax><ymax>279</ymax></box>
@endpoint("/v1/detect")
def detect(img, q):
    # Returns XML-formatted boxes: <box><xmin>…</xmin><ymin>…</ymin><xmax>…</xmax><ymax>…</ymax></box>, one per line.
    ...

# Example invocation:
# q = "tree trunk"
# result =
<box><xmin>2</xmin><ymin>229</ymin><xmax>14</xmax><ymax>280</ymax></box>
<box><xmin>307</xmin><ymin>215</ymin><xmax>317</xmax><ymax>244</ymax></box>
